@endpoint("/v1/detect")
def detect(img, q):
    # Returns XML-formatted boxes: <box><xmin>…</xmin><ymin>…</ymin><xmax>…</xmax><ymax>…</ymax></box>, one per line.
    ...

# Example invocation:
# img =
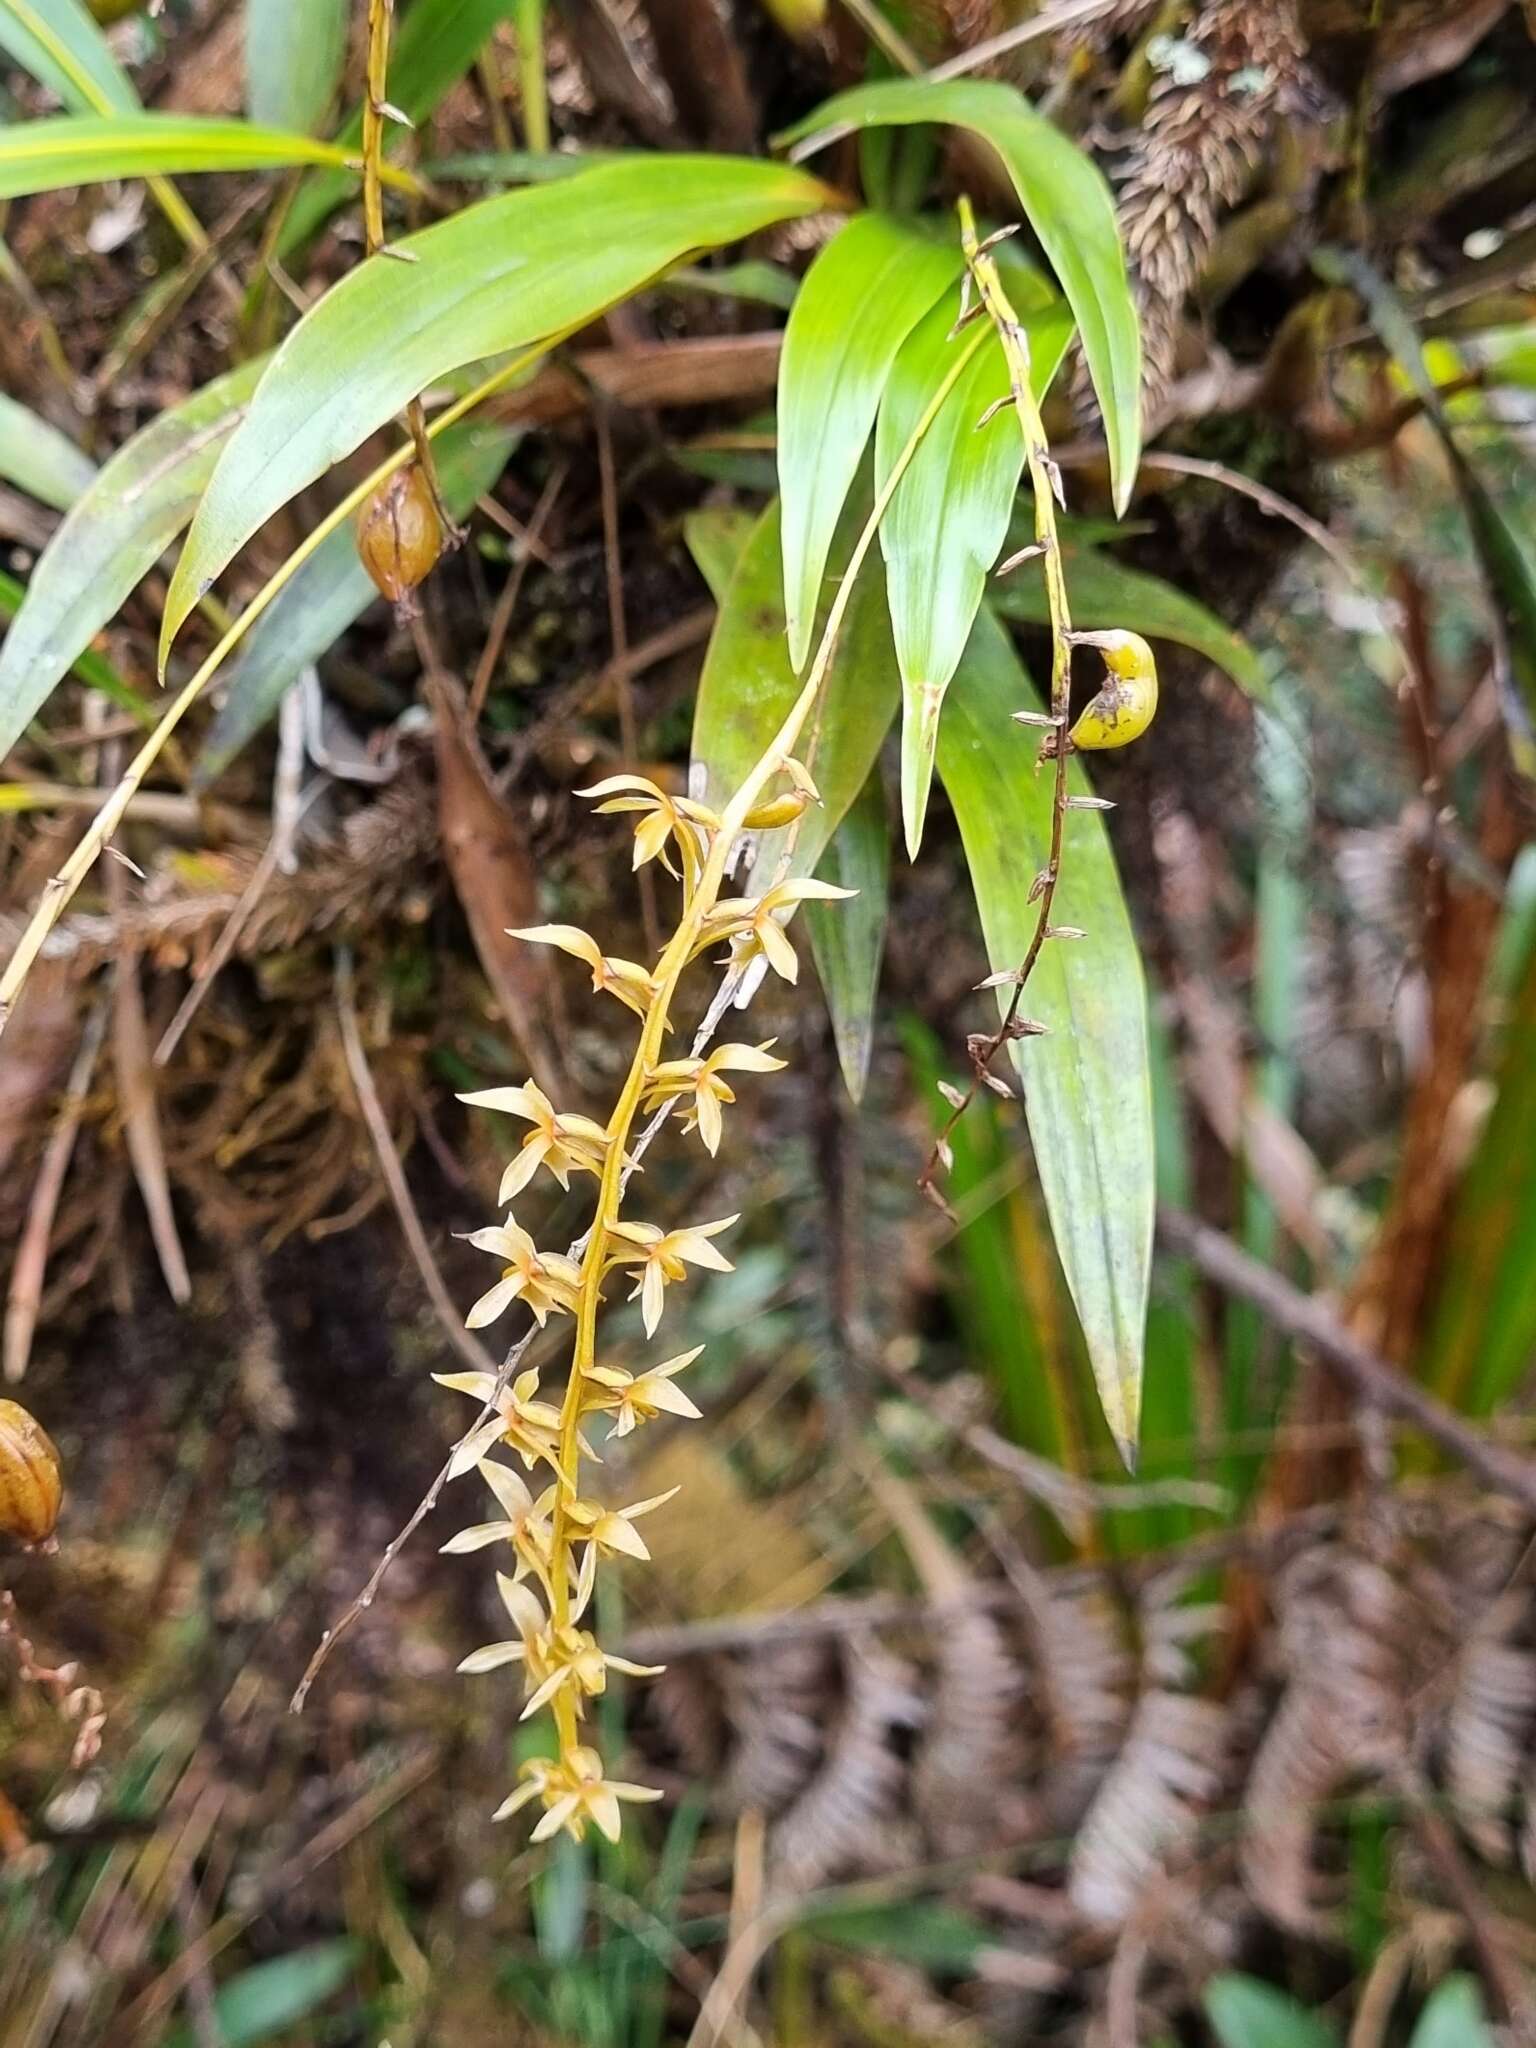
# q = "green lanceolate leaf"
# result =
<box><xmin>0</xmin><ymin>389</ymin><xmax>95</xmax><ymax>510</ymax></box>
<box><xmin>0</xmin><ymin>113</ymin><xmax>372</xmax><ymax>201</ymax></box>
<box><xmin>876</xmin><ymin>294</ymin><xmax>1072</xmax><ymax>856</ymax></box>
<box><xmin>195</xmin><ymin>418</ymin><xmax>521</xmax><ymax>783</ymax></box>
<box><xmin>991</xmin><ymin>541</ymin><xmax>1269</xmax><ymax>703</ymax></box>
<box><xmin>692</xmin><ymin>498</ymin><xmax>898</xmax><ymax>884</ymax></box>
<box><xmin>163</xmin><ymin>154</ymin><xmax>832</xmax><ymax>667</ymax></box>
<box><xmin>245</xmin><ymin>0</ymin><xmax>347</xmax><ymax>134</ymax></box>
<box><xmin>777</xmin><ymin>211</ymin><xmax>963</xmax><ymax>673</ymax></box>
<box><xmin>937</xmin><ymin>607</ymin><xmax>1152</xmax><ymax>1463</ymax></box>
<box><xmin>0</xmin><ymin>358</ymin><xmax>266</xmax><ymax>763</ymax></box>
<box><xmin>806</xmin><ymin>770</ymin><xmax>890</xmax><ymax>1101</ymax></box>
<box><xmin>0</xmin><ymin>0</ymin><xmax>138</xmax><ymax>115</ymax></box>
<box><xmin>1408</xmin><ymin>1977</ymin><xmax>1495</xmax><ymax>2048</ymax></box>
<box><xmin>277</xmin><ymin>0</ymin><xmax>522</xmax><ymax>255</ymax></box>
<box><xmin>779</xmin><ymin>76</ymin><xmax>1142</xmax><ymax>514</ymax></box>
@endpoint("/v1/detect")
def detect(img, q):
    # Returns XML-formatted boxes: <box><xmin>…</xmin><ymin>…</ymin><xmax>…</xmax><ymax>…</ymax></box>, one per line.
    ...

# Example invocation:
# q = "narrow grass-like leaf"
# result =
<box><xmin>778</xmin><ymin>211</ymin><xmax>963</xmax><ymax>672</ymax></box>
<box><xmin>779</xmin><ymin>76</ymin><xmax>1142</xmax><ymax>513</ymax></box>
<box><xmin>245</xmin><ymin>0</ymin><xmax>347</xmax><ymax>134</ymax></box>
<box><xmin>0</xmin><ymin>389</ymin><xmax>95</xmax><ymax>510</ymax></box>
<box><xmin>1423</xmin><ymin>933</ymin><xmax>1536</xmax><ymax>1414</ymax></box>
<box><xmin>991</xmin><ymin>540</ymin><xmax>1269</xmax><ymax>703</ymax></box>
<box><xmin>876</xmin><ymin>295</ymin><xmax>1072</xmax><ymax>855</ymax></box>
<box><xmin>0</xmin><ymin>358</ymin><xmax>265</xmax><ymax>763</ymax></box>
<box><xmin>164</xmin><ymin>155</ymin><xmax>831</xmax><ymax>667</ymax></box>
<box><xmin>0</xmin><ymin>113</ymin><xmax>374</xmax><ymax>201</ymax></box>
<box><xmin>692</xmin><ymin>498</ymin><xmax>898</xmax><ymax>884</ymax></box>
<box><xmin>166</xmin><ymin>1941</ymin><xmax>357</xmax><ymax>2048</ymax></box>
<box><xmin>937</xmin><ymin>607</ymin><xmax>1152</xmax><ymax>1461</ymax></box>
<box><xmin>277</xmin><ymin>0</ymin><xmax>521</xmax><ymax>255</ymax></box>
<box><xmin>195</xmin><ymin>419</ymin><xmax>520</xmax><ymax>783</ymax></box>
<box><xmin>0</xmin><ymin>0</ymin><xmax>138</xmax><ymax>115</ymax></box>
<box><xmin>806</xmin><ymin>771</ymin><xmax>889</xmax><ymax>1101</ymax></box>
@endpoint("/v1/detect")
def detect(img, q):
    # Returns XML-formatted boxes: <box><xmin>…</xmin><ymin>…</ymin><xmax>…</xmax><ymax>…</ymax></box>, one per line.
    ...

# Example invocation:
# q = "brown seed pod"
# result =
<box><xmin>356</xmin><ymin>464</ymin><xmax>443</xmax><ymax>607</ymax></box>
<box><xmin>0</xmin><ymin>1400</ymin><xmax>62</xmax><ymax>1544</ymax></box>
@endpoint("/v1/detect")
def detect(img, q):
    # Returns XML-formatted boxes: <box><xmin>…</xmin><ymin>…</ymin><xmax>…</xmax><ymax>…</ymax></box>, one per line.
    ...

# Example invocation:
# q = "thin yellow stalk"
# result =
<box><xmin>541</xmin><ymin>319</ymin><xmax>989</xmax><ymax>1754</ymax></box>
<box><xmin>920</xmin><ymin>196</ymin><xmax>1077</xmax><ymax>1191</ymax></box>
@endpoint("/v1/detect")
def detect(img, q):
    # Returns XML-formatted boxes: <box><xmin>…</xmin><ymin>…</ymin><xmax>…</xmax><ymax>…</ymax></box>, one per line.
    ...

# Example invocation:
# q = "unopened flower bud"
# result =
<box><xmin>357</xmin><ymin>464</ymin><xmax>443</xmax><ymax>608</ymax></box>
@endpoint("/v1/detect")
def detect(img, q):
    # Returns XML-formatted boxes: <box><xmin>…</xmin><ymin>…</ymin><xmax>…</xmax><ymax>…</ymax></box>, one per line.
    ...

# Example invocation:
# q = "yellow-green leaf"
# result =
<box><xmin>0</xmin><ymin>389</ymin><xmax>95</xmax><ymax>511</ymax></box>
<box><xmin>806</xmin><ymin>771</ymin><xmax>889</xmax><ymax>1101</ymax></box>
<box><xmin>245</xmin><ymin>0</ymin><xmax>347</xmax><ymax>135</ymax></box>
<box><xmin>937</xmin><ymin>607</ymin><xmax>1152</xmax><ymax>1464</ymax></box>
<box><xmin>0</xmin><ymin>113</ymin><xmax>372</xmax><ymax>201</ymax></box>
<box><xmin>0</xmin><ymin>0</ymin><xmax>138</xmax><ymax>115</ymax></box>
<box><xmin>779</xmin><ymin>76</ymin><xmax>1142</xmax><ymax>513</ymax></box>
<box><xmin>778</xmin><ymin>211</ymin><xmax>963</xmax><ymax>673</ymax></box>
<box><xmin>163</xmin><ymin>154</ymin><xmax>832</xmax><ymax>669</ymax></box>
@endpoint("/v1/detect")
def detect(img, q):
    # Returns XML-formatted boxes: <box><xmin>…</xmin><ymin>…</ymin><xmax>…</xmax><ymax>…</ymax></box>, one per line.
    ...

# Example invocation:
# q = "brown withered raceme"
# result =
<box><xmin>0</xmin><ymin>1399</ymin><xmax>62</xmax><ymax>1545</ymax></box>
<box><xmin>356</xmin><ymin>464</ymin><xmax>443</xmax><ymax>609</ymax></box>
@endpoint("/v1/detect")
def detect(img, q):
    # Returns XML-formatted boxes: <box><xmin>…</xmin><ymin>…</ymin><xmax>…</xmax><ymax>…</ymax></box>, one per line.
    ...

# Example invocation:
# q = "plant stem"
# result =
<box><xmin>362</xmin><ymin>0</ymin><xmax>393</xmax><ymax>259</ymax></box>
<box><xmin>514</xmin><ymin>0</ymin><xmax>549</xmax><ymax>154</ymax></box>
<box><xmin>920</xmin><ymin>197</ymin><xmax>1077</xmax><ymax>1196</ymax></box>
<box><xmin>542</xmin><ymin>322</ymin><xmax>988</xmax><ymax>1752</ymax></box>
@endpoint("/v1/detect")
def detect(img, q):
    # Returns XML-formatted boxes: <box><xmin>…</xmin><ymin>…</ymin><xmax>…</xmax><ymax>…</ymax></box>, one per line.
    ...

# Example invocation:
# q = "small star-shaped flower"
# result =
<box><xmin>605</xmin><ymin>1214</ymin><xmax>738</xmax><ymax>1336</ymax></box>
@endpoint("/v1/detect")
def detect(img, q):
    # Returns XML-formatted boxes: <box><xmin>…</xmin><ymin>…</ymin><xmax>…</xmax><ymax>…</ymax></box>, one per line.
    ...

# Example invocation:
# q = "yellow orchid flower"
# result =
<box><xmin>605</xmin><ymin>1214</ymin><xmax>738</xmax><ymax>1336</ymax></box>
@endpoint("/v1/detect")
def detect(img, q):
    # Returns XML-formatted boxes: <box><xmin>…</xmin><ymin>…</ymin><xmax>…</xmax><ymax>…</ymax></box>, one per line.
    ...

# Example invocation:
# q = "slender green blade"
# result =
<box><xmin>277</xmin><ymin>0</ymin><xmax>522</xmax><ymax>255</ymax></box>
<box><xmin>163</xmin><ymin>155</ymin><xmax>830</xmax><ymax>665</ymax></box>
<box><xmin>780</xmin><ymin>76</ymin><xmax>1142</xmax><ymax>513</ymax></box>
<box><xmin>691</xmin><ymin>498</ymin><xmax>898</xmax><ymax>885</ymax></box>
<box><xmin>0</xmin><ymin>0</ymin><xmax>138</xmax><ymax>115</ymax></box>
<box><xmin>777</xmin><ymin>211</ymin><xmax>963</xmax><ymax>673</ymax></box>
<box><xmin>683</xmin><ymin>504</ymin><xmax>759</xmax><ymax>604</ymax></box>
<box><xmin>0</xmin><ymin>113</ymin><xmax>368</xmax><ymax>201</ymax></box>
<box><xmin>0</xmin><ymin>358</ymin><xmax>266</xmax><ymax>763</ymax></box>
<box><xmin>195</xmin><ymin>418</ymin><xmax>521</xmax><ymax>782</ymax></box>
<box><xmin>991</xmin><ymin>540</ymin><xmax>1269</xmax><ymax>703</ymax></box>
<box><xmin>806</xmin><ymin>771</ymin><xmax>890</xmax><ymax>1101</ymax></box>
<box><xmin>876</xmin><ymin>295</ymin><xmax>1071</xmax><ymax>854</ymax></box>
<box><xmin>1423</xmin><ymin>932</ymin><xmax>1536</xmax><ymax>1414</ymax></box>
<box><xmin>245</xmin><ymin>0</ymin><xmax>347</xmax><ymax>134</ymax></box>
<box><xmin>937</xmin><ymin>607</ymin><xmax>1152</xmax><ymax>1463</ymax></box>
<box><xmin>165</xmin><ymin>1942</ymin><xmax>357</xmax><ymax>2048</ymax></box>
<box><xmin>1408</xmin><ymin>1978</ymin><xmax>1495</xmax><ymax>2048</ymax></box>
<box><xmin>0</xmin><ymin>389</ymin><xmax>95</xmax><ymax>510</ymax></box>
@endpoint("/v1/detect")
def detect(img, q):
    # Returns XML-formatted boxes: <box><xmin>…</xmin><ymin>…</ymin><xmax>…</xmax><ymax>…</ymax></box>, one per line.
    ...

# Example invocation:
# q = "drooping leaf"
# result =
<box><xmin>876</xmin><ymin>294</ymin><xmax>1072</xmax><ymax>854</ymax></box>
<box><xmin>691</xmin><ymin>498</ymin><xmax>898</xmax><ymax>885</ymax></box>
<box><xmin>277</xmin><ymin>0</ymin><xmax>523</xmax><ymax>255</ymax></box>
<box><xmin>0</xmin><ymin>0</ymin><xmax>138</xmax><ymax>115</ymax></box>
<box><xmin>1204</xmin><ymin>1976</ymin><xmax>1337</xmax><ymax>2048</ymax></box>
<box><xmin>0</xmin><ymin>113</ymin><xmax>372</xmax><ymax>201</ymax></box>
<box><xmin>0</xmin><ymin>358</ymin><xmax>266</xmax><ymax>764</ymax></box>
<box><xmin>163</xmin><ymin>155</ymin><xmax>832</xmax><ymax>666</ymax></box>
<box><xmin>804</xmin><ymin>1902</ymin><xmax>991</xmax><ymax>1971</ymax></box>
<box><xmin>937</xmin><ymin>607</ymin><xmax>1152</xmax><ymax>1462</ymax></box>
<box><xmin>777</xmin><ymin>211</ymin><xmax>963</xmax><ymax>672</ymax></box>
<box><xmin>0</xmin><ymin>389</ymin><xmax>96</xmax><ymax>510</ymax></box>
<box><xmin>991</xmin><ymin>540</ymin><xmax>1270</xmax><ymax>703</ymax></box>
<box><xmin>195</xmin><ymin>418</ymin><xmax>520</xmax><ymax>783</ymax></box>
<box><xmin>245</xmin><ymin>0</ymin><xmax>347</xmax><ymax>134</ymax></box>
<box><xmin>806</xmin><ymin>770</ymin><xmax>889</xmax><ymax>1101</ymax></box>
<box><xmin>779</xmin><ymin>76</ymin><xmax>1142</xmax><ymax>513</ymax></box>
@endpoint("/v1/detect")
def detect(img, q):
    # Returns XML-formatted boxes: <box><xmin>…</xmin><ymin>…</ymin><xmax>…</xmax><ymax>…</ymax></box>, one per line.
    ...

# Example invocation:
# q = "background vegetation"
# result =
<box><xmin>3</xmin><ymin>0</ymin><xmax>1536</xmax><ymax>2042</ymax></box>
